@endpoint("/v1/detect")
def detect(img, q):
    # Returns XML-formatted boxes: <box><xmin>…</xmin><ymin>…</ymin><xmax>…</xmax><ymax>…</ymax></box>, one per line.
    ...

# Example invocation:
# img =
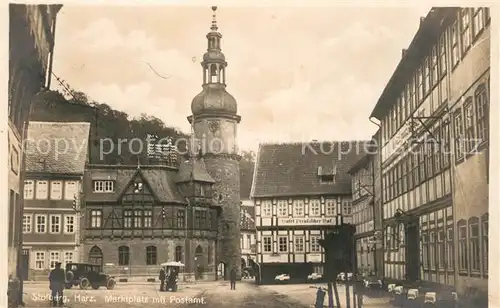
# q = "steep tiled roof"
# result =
<box><xmin>25</xmin><ymin>121</ymin><xmax>90</xmax><ymax>174</ymax></box>
<box><xmin>251</xmin><ymin>141</ymin><xmax>370</xmax><ymax>198</ymax></box>
<box><xmin>84</xmin><ymin>166</ymin><xmax>186</xmax><ymax>204</ymax></box>
<box><xmin>176</xmin><ymin>157</ymin><xmax>215</xmax><ymax>183</ymax></box>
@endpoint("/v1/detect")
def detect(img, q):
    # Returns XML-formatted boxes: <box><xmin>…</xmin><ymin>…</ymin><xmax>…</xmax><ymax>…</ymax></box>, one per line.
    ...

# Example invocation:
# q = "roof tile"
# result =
<box><xmin>25</xmin><ymin>122</ymin><xmax>90</xmax><ymax>174</ymax></box>
<box><xmin>251</xmin><ymin>141</ymin><xmax>370</xmax><ymax>198</ymax></box>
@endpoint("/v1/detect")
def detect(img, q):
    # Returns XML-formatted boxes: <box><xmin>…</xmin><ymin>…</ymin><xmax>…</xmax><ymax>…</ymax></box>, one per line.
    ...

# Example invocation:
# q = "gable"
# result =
<box><xmin>119</xmin><ymin>169</ymin><xmax>157</xmax><ymax>203</ymax></box>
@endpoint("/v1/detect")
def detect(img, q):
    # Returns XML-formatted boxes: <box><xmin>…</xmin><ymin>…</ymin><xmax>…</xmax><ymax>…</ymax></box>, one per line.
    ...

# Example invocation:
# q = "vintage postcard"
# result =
<box><xmin>4</xmin><ymin>3</ymin><xmax>495</xmax><ymax>308</ymax></box>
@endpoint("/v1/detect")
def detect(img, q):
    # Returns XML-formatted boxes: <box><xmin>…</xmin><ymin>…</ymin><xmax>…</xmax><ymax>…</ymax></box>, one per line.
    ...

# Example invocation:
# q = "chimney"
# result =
<box><xmin>420</xmin><ymin>17</ymin><xmax>425</xmax><ymax>25</ymax></box>
<box><xmin>402</xmin><ymin>49</ymin><xmax>407</xmax><ymax>58</ymax></box>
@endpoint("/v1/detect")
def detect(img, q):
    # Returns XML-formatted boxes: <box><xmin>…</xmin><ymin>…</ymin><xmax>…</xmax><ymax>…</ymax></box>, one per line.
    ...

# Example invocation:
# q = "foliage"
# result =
<box><xmin>36</xmin><ymin>84</ymin><xmax>255</xmax><ymax>195</ymax></box>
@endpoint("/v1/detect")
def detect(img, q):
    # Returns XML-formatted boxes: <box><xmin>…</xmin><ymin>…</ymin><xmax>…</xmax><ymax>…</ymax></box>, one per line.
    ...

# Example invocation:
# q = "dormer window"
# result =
<box><xmin>93</xmin><ymin>180</ymin><xmax>114</xmax><ymax>193</ymax></box>
<box><xmin>318</xmin><ymin>164</ymin><xmax>337</xmax><ymax>183</ymax></box>
<box><xmin>134</xmin><ymin>182</ymin><xmax>143</xmax><ymax>193</ymax></box>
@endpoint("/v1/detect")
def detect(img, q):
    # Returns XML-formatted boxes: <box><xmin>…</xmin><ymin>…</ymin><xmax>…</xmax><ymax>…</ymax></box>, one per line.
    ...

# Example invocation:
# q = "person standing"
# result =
<box><xmin>159</xmin><ymin>267</ymin><xmax>166</xmax><ymax>291</ymax></box>
<box><xmin>49</xmin><ymin>262</ymin><xmax>65</xmax><ymax>306</ymax></box>
<box><xmin>230</xmin><ymin>268</ymin><xmax>236</xmax><ymax>290</ymax></box>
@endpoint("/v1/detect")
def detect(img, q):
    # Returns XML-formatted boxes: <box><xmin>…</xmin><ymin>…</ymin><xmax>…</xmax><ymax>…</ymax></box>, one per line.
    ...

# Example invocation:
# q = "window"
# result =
<box><xmin>36</xmin><ymin>181</ymin><xmax>48</xmax><ymax>199</ymax></box>
<box><xmin>482</xmin><ymin>216</ymin><xmax>488</xmax><ymax>274</ymax></box>
<box><xmin>451</xmin><ymin>22</ymin><xmax>460</xmax><ymax>67</ymax></box>
<box><xmin>342</xmin><ymin>200</ymin><xmax>352</xmax><ymax>216</ymax></box>
<box><xmin>144</xmin><ymin>210</ymin><xmax>152</xmax><ymax>228</ymax></box>
<box><xmin>469</xmin><ymin>218</ymin><xmax>480</xmax><ymax>272</ymax></box>
<box><xmin>439</xmin><ymin>34</ymin><xmax>447</xmax><ymax>76</ymax></box>
<box><xmin>310</xmin><ymin>199</ymin><xmax>320</xmax><ymax>216</ymax></box>
<box><xmin>294</xmin><ymin>236</ymin><xmax>305</xmax><ymax>253</ymax></box>
<box><xmin>454</xmin><ymin>109</ymin><xmax>464</xmax><ymax>160</ymax></box>
<box><xmin>475</xmin><ymin>85</ymin><xmax>488</xmax><ymax>144</ymax></box>
<box><xmin>460</xmin><ymin>9</ymin><xmax>472</xmax><ymax>53</ymax></box>
<box><xmin>278</xmin><ymin>236</ymin><xmax>288</xmax><ymax>253</ymax></box>
<box><xmin>416</xmin><ymin>67</ymin><xmax>423</xmax><ymax>103</ymax></box>
<box><xmin>124</xmin><ymin>210</ymin><xmax>133</xmax><ymax>228</ymax></box>
<box><xmin>277</xmin><ymin>200</ymin><xmax>287</xmax><ymax>217</ymax></box>
<box><xmin>175</xmin><ymin>246</ymin><xmax>183</xmax><ymax>262</ymax></box>
<box><xmin>418</xmin><ymin>147</ymin><xmax>426</xmax><ymax>183</ymax></box>
<box><xmin>429</xmin><ymin>231</ymin><xmax>437</xmax><ymax>269</ymax></box>
<box><xmin>176</xmin><ymin>210</ymin><xmax>185</xmax><ymax>228</ymax></box>
<box><xmin>463</xmin><ymin>99</ymin><xmax>475</xmax><ymax>154</ymax></box>
<box><xmin>262</xmin><ymin>236</ymin><xmax>272</xmax><ymax>253</ymax></box>
<box><xmin>49</xmin><ymin>215</ymin><xmax>61</xmax><ymax>234</ymax></box>
<box><xmin>425</xmin><ymin>142</ymin><xmax>434</xmax><ymax>178</ymax></box>
<box><xmin>63</xmin><ymin>251</ymin><xmax>74</xmax><ymax>266</ymax></box>
<box><xmin>93</xmin><ymin>180</ymin><xmax>114</xmax><ymax>193</ymax></box>
<box><xmin>261</xmin><ymin>201</ymin><xmax>272</xmax><ymax>217</ymax></box>
<box><xmin>431</xmin><ymin>46</ymin><xmax>439</xmax><ymax>86</ymax></box>
<box><xmin>458</xmin><ymin>221</ymin><xmax>468</xmax><ymax>272</ymax></box>
<box><xmin>247</xmin><ymin>235</ymin><xmax>251</xmax><ymax>248</ymax></box>
<box><xmin>410</xmin><ymin>77</ymin><xmax>416</xmax><ymax>112</ymax></box>
<box><xmin>90</xmin><ymin>210</ymin><xmax>102</xmax><ymax>228</ymax></box>
<box><xmin>422</xmin><ymin>232</ymin><xmax>429</xmax><ymax>268</ymax></box>
<box><xmin>35</xmin><ymin>214</ymin><xmax>47</xmax><ymax>233</ymax></box>
<box><xmin>402</xmin><ymin>158</ymin><xmax>407</xmax><ymax>193</ymax></box>
<box><xmin>473</xmin><ymin>8</ymin><xmax>486</xmax><ymax>38</ymax></box>
<box><xmin>24</xmin><ymin>180</ymin><xmax>34</xmax><ymax>199</ymax></box>
<box><xmin>22</xmin><ymin>214</ymin><xmax>32</xmax><ymax>233</ymax></box>
<box><xmin>326</xmin><ymin>199</ymin><xmax>336</xmax><ymax>216</ymax></box>
<box><xmin>50</xmin><ymin>181</ymin><xmax>62</xmax><ymax>200</ymax></box>
<box><xmin>49</xmin><ymin>251</ymin><xmax>60</xmax><ymax>269</ymax></box>
<box><xmin>64</xmin><ymin>181</ymin><xmax>78</xmax><ymax>200</ymax></box>
<box><xmin>310</xmin><ymin>236</ymin><xmax>321</xmax><ymax>253</ymax></box>
<box><xmin>134</xmin><ymin>210</ymin><xmax>143</xmax><ymax>228</ymax></box>
<box><xmin>194</xmin><ymin>210</ymin><xmax>201</xmax><ymax>229</ymax></box>
<box><xmin>35</xmin><ymin>251</ymin><xmax>45</xmax><ymax>270</ymax></box>
<box><xmin>293</xmin><ymin>200</ymin><xmax>305</xmax><ymax>217</ymax></box>
<box><xmin>442</xmin><ymin>121</ymin><xmax>451</xmax><ymax>168</ymax></box>
<box><xmin>118</xmin><ymin>246</ymin><xmax>130</xmax><ymax>265</ymax></box>
<box><xmin>438</xmin><ymin>230</ymin><xmax>445</xmax><ymax>269</ymax></box>
<box><xmin>146</xmin><ymin>246</ymin><xmax>157</xmax><ymax>265</ymax></box>
<box><xmin>423</xmin><ymin>58</ymin><xmax>430</xmax><ymax>95</ymax></box>
<box><xmin>447</xmin><ymin>227</ymin><xmax>454</xmax><ymax>270</ymax></box>
<box><xmin>64</xmin><ymin>215</ymin><xmax>75</xmax><ymax>234</ymax></box>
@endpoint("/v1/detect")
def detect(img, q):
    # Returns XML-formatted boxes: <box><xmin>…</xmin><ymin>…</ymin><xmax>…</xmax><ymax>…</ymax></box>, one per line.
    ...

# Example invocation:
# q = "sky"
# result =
<box><xmin>51</xmin><ymin>5</ymin><xmax>432</xmax><ymax>152</ymax></box>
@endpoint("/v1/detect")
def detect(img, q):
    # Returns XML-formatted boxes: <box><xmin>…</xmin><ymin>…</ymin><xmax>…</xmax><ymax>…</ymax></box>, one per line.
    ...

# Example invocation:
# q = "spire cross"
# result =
<box><xmin>211</xmin><ymin>6</ymin><xmax>218</xmax><ymax>31</ymax></box>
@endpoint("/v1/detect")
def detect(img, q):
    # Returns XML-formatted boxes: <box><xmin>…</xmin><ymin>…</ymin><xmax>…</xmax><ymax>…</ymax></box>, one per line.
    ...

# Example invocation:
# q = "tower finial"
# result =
<box><xmin>211</xmin><ymin>6</ymin><xmax>218</xmax><ymax>31</ymax></box>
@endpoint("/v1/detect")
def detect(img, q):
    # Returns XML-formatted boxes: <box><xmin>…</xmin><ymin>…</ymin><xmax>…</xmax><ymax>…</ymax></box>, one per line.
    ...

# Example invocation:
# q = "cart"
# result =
<box><xmin>160</xmin><ymin>261</ymin><xmax>184</xmax><ymax>292</ymax></box>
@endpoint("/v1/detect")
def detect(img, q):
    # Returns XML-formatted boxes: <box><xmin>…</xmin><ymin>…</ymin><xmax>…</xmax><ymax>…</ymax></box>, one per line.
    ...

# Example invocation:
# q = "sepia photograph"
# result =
<box><xmin>5</xmin><ymin>3</ymin><xmax>492</xmax><ymax>308</ymax></box>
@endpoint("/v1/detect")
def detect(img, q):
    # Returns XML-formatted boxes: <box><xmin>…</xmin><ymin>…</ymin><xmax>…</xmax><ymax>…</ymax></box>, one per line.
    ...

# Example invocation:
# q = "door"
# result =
<box><xmin>20</xmin><ymin>249</ymin><xmax>29</xmax><ymax>280</ymax></box>
<box><xmin>405</xmin><ymin>222</ymin><xmax>420</xmax><ymax>281</ymax></box>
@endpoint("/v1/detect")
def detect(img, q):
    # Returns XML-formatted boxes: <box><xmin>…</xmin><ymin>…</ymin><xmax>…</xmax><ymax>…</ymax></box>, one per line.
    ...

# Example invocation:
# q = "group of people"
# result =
<box><xmin>158</xmin><ymin>267</ymin><xmax>179</xmax><ymax>291</ymax></box>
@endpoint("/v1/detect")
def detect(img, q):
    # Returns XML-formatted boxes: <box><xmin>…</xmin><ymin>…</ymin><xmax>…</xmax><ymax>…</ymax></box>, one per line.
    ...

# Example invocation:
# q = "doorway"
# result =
<box><xmin>217</xmin><ymin>262</ymin><xmax>227</xmax><ymax>280</ymax></box>
<box><xmin>88</xmin><ymin>246</ymin><xmax>103</xmax><ymax>267</ymax></box>
<box><xmin>20</xmin><ymin>249</ymin><xmax>29</xmax><ymax>280</ymax></box>
<box><xmin>405</xmin><ymin>221</ymin><xmax>420</xmax><ymax>282</ymax></box>
<box><xmin>195</xmin><ymin>246</ymin><xmax>203</xmax><ymax>280</ymax></box>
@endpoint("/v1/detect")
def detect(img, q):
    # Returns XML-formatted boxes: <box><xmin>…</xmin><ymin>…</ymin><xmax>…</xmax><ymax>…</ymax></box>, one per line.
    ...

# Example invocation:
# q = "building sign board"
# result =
<box><xmin>278</xmin><ymin>217</ymin><xmax>337</xmax><ymax>226</ymax></box>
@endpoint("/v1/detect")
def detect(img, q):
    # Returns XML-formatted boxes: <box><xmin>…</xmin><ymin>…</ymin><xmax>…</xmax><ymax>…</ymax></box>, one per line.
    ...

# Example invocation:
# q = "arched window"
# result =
<box><xmin>468</xmin><ymin>217</ymin><xmax>480</xmax><ymax>273</ymax></box>
<box><xmin>146</xmin><ymin>246</ymin><xmax>157</xmax><ymax>265</ymax></box>
<box><xmin>457</xmin><ymin>220</ymin><xmax>468</xmax><ymax>273</ymax></box>
<box><xmin>118</xmin><ymin>246</ymin><xmax>130</xmax><ymax>266</ymax></box>
<box><xmin>175</xmin><ymin>246</ymin><xmax>183</xmax><ymax>262</ymax></box>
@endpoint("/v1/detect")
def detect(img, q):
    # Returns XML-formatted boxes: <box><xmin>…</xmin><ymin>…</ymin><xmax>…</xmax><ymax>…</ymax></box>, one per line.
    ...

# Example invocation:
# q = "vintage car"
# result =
<box><xmin>65</xmin><ymin>263</ymin><xmax>116</xmax><ymax>290</ymax></box>
<box><xmin>307</xmin><ymin>272</ymin><xmax>323</xmax><ymax>281</ymax></box>
<box><xmin>274</xmin><ymin>274</ymin><xmax>291</xmax><ymax>281</ymax></box>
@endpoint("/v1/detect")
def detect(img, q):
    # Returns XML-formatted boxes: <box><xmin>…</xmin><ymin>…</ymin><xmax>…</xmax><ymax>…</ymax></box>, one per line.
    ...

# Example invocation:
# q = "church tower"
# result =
<box><xmin>188</xmin><ymin>6</ymin><xmax>241</xmax><ymax>280</ymax></box>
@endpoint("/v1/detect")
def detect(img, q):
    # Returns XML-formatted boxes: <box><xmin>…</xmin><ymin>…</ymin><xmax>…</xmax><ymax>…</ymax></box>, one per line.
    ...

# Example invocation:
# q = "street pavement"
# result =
<box><xmin>23</xmin><ymin>281</ymin><xmax>208</xmax><ymax>307</ymax></box>
<box><xmin>23</xmin><ymin>280</ymin><xmax>395</xmax><ymax>307</ymax></box>
<box><xmin>261</xmin><ymin>282</ymin><xmax>393</xmax><ymax>308</ymax></box>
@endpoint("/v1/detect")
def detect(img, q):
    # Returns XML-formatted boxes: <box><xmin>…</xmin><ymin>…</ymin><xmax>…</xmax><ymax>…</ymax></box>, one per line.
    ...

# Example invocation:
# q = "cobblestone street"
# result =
<box><xmin>23</xmin><ymin>282</ymin><xmax>209</xmax><ymax>308</ymax></box>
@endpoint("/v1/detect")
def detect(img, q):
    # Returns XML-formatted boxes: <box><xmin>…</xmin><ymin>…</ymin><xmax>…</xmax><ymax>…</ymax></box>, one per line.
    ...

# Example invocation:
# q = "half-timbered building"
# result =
<box><xmin>83</xmin><ymin>153</ymin><xmax>221</xmax><ymax>281</ymax></box>
<box><xmin>240</xmin><ymin>199</ymin><xmax>256</xmax><ymax>270</ymax></box>
<box><xmin>22</xmin><ymin>122</ymin><xmax>90</xmax><ymax>281</ymax></box>
<box><xmin>250</xmin><ymin>141</ymin><xmax>368</xmax><ymax>283</ymax></box>
<box><xmin>369</xmin><ymin>7</ymin><xmax>490</xmax><ymax>298</ymax></box>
